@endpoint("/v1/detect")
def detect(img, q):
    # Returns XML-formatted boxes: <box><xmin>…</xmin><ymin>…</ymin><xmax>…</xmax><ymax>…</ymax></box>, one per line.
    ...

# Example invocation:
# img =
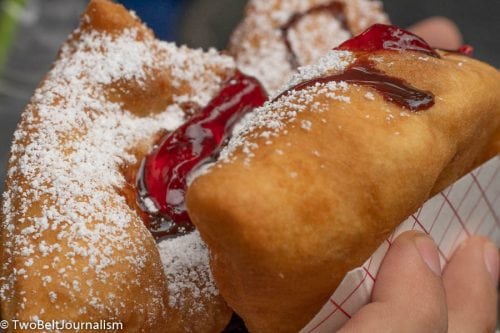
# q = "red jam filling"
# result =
<box><xmin>281</xmin><ymin>1</ymin><xmax>348</xmax><ymax>69</ymax></box>
<box><xmin>137</xmin><ymin>71</ymin><xmax>267</xmax><ymax>239</ymax></box>
<box><xmin>440</xmin><ymin>44</ymin><xmax>474</xmax><ymax>57</ymax></box>
<box><xmin>336</xmin><ymin>23</ymin><xmax>440</xmax><ymax>58</ymax></box>
<box><xmin>275</xmin><ymin>24</ymin><xmax>441</xmax><ymax>111</ymax></box>
<box><xmin>274</xmin><ymin>58</ymin><xmax>434</xmax><ymax>112</ymax></box>
<box><xmin>457</xmin><ymin>44</ymin><xmax>474</xmax><ymax>56</ymax></box>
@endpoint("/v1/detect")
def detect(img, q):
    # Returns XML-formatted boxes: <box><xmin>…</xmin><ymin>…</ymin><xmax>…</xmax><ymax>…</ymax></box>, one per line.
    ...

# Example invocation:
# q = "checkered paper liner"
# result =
<box><xmin>301</xmin><ymin>156</ymin><xmax>500</xmax><ymax>333</ymax></box>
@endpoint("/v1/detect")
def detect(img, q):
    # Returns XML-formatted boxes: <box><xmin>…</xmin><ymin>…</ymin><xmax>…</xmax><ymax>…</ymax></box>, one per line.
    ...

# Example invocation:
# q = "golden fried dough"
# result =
<box><xmin>187</xmin><ymin>48</ymin><xmax>500</xmax><ymax>332</ymax></box>
<box><xmin>1</xmin><ymin>0</ymin><xmax>234</xmax><ymax>331</ymax></box>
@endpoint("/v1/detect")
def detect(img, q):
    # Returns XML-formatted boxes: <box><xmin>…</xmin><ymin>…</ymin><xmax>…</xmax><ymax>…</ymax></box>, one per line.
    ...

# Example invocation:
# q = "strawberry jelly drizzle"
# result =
<box><xmin>336</xmin><ymin>23</ymin><xmax>440</xmax><ymax>58</ymax></box>
<box><xmin>337</xmin><ymin>24</ymin><xmax>474</xmax><ymax>58</ymax></box>
<box><xmin>137</xmin><ymin>71</ymin><xmax>267</xmax><ymax>239</ymax></box>
<box><xmin>456</xmin><ymin>44</ymin><xmax>474</xmax><ymax>56</ymax></box>
<box><xmin>281</xmin><ymin>1</ymin><xmax>348</xmax><ymax>69</ymax></box>
<box><xmin>275</xmin><ymin>25</ymin><xmax>438</xmax><ymax>111</ymax></box>
<box><xmin>439</xmin><ymin>44</ymin><xmax>474</xmax><ymax>57</ymax></box>
<box><xmin>273</xmin><ymin>58</ymin><xmax>435</xmax><ymax>111</ymax></box>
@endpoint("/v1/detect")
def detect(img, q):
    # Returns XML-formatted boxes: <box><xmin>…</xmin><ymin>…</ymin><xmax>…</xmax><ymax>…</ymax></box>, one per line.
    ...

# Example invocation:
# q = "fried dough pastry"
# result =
<box><xmin>229</xmin><ymin>0</ymin><xmax>388</xmax><ymax>93</ymax></box>
<box><xmin>187</xmin><ymin>28</ymin><xmax>500</xmax><ymax>332</ymax></box>
<box><xmin>0</xmin><ymin>0</ymin><xmax>235</xmax><ymax>331</ymax></box>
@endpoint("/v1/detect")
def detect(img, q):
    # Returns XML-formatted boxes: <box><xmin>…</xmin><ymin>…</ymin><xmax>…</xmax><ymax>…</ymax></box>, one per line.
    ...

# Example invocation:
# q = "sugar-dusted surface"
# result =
<box><xmin>288</xmin><ymin>12</ymin><xmax>351</xmax><ymax>67</ymax></box>
<box><xmin>278</xmin><ymin>50</ymin><xmax>353</xmax><ymax>95</ymax></box>
<box><xmin>0</xmin><ymin>5</ymin><xmax>234</xmax><ymax>327</ymax></box>
<box><xmin>230</xmin><ymin>0</ymin><xmax>388</xmax><ymax>93</ymax></box>
<box><xmin>157</xmin><ymin>231</ymin><xmax>218</xmax><ymax>311</ymax></box>
<box><xmin>218</xmin><ymin>50</ymin><xmax>353</xmax><ymax>165</ymax></box>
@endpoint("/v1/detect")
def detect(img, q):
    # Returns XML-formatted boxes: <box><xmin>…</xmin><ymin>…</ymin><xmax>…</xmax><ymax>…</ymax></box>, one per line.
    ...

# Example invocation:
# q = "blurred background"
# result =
<box><xmin>0</xmin><ymin>0</ymin><xmax>499</xmax><ymax>188</ymax></box>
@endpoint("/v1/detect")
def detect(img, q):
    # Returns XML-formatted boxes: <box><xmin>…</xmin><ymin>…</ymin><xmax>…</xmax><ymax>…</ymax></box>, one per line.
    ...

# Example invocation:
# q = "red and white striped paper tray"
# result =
<box><xmin>301</xmin><ymin>156</ymin><xmax>500</xmax><ymax>333</ymax></box>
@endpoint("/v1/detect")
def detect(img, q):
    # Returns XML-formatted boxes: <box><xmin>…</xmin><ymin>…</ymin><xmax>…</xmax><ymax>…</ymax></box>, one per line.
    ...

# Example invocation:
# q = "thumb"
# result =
<box><xmin>339</xmin><ymin>231</ymin><xmax>448</xmax><ymax>333</ymax></box>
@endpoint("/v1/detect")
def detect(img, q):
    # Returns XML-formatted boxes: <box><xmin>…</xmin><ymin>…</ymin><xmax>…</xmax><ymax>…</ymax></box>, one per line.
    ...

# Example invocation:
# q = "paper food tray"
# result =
<box><xmin>301</xmin><ymin>156</ymin><xmax>500</xmax><ymax>333</ymax></box>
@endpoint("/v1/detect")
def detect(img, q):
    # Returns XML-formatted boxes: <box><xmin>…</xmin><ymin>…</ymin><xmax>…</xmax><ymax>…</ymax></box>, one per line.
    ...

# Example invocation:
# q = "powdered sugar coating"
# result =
<box><xmin>276</xmin><ymin>50</ymin><xmax>353</xmax><ymax>97</ymax></box>
<box><xmin>288</xmin><ymin>12</ymin><xmax>350</xmax><ymax>66</ymax></box>
<box><xmin>157</xmin><ymin>231</ymin><xmax>218</xmax><ymax>311</ymax></box>
<box><xmin>1</xmin><ymin>12</ymin><xmax>234</xmax><ymax>324</ymax></box>
<box><xmin>218</xmin><ymin>51</ymin><xmax>354</xmax><ymax>165</ymax></box>
<box><xmin>230</xmin><ymin>0</ymin><xmax>388</xmax><ymax>93</ymax></box>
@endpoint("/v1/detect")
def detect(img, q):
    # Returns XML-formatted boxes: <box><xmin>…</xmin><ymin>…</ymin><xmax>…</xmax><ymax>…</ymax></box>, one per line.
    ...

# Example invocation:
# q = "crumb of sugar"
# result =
<box><xmin>364</xmin><ymin>92</ymin><xmax>375</xmax><ymax>100</ymax></box>
<box><xmin>1</xmin><ymin>20</ymin><xmax>234</xmax><ymax>321</ymax></box>
<box><xmin>300</xmin><ymin>120</ymin><xmax>313</xmax><ymax>131</ymax></box>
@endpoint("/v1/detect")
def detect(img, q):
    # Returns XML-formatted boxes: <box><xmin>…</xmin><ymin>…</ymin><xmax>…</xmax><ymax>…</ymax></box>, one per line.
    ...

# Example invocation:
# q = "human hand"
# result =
<box><xmin>338</xmin><ymin>231</ymin><xmax>499</xmax><ymax>333</ymax></box>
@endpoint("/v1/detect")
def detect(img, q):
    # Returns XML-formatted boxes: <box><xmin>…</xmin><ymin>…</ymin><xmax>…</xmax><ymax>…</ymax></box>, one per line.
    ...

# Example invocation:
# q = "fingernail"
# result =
<box><xmin>415</xmin><ymin>235</ymin><xmax>442</xmax><ymax>276</ymax></box>
<box><xmin>483</xmin><ymin>241</ymin><xmax>499</xmax><ymax>286</ymax></box>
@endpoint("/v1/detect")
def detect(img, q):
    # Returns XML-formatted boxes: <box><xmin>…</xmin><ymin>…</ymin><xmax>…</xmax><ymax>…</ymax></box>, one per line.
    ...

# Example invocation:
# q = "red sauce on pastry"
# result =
<box><xmin>138</xmin><ymin>71</ymin><xmax>267</xmax><ymax>239</ymax></box>
<box><xmin>457</xmin><ymin>44</ymin><xmax>474</xmax><ymax>56</ymax></box>
<box><xmin>274</xmin><ymin>58</ymin><xmax>434</xmax><ymax>111</ymax></box>
<box><xmin>275</xmin><ymin>24</ymin><xmax>438</xmax><ymax>111</ymax></box>
<box><xmin>439</xmin><ymin>44</ymin><xmax>474</xmax><ymax>57</ymax></box>
<box><xmin>281</xmin><ymin>1</ymin><xmax>349</xmax><ymax>69</ymax></box>
<box><xmin>338</xmin><ymin>23</ymin><xmax>474</xmax><ymax>58</ymax></box>
<box><xmin>335</xmin><ymin>24</ymin><xmax>440</xmax><ymax>58</ymax></box>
